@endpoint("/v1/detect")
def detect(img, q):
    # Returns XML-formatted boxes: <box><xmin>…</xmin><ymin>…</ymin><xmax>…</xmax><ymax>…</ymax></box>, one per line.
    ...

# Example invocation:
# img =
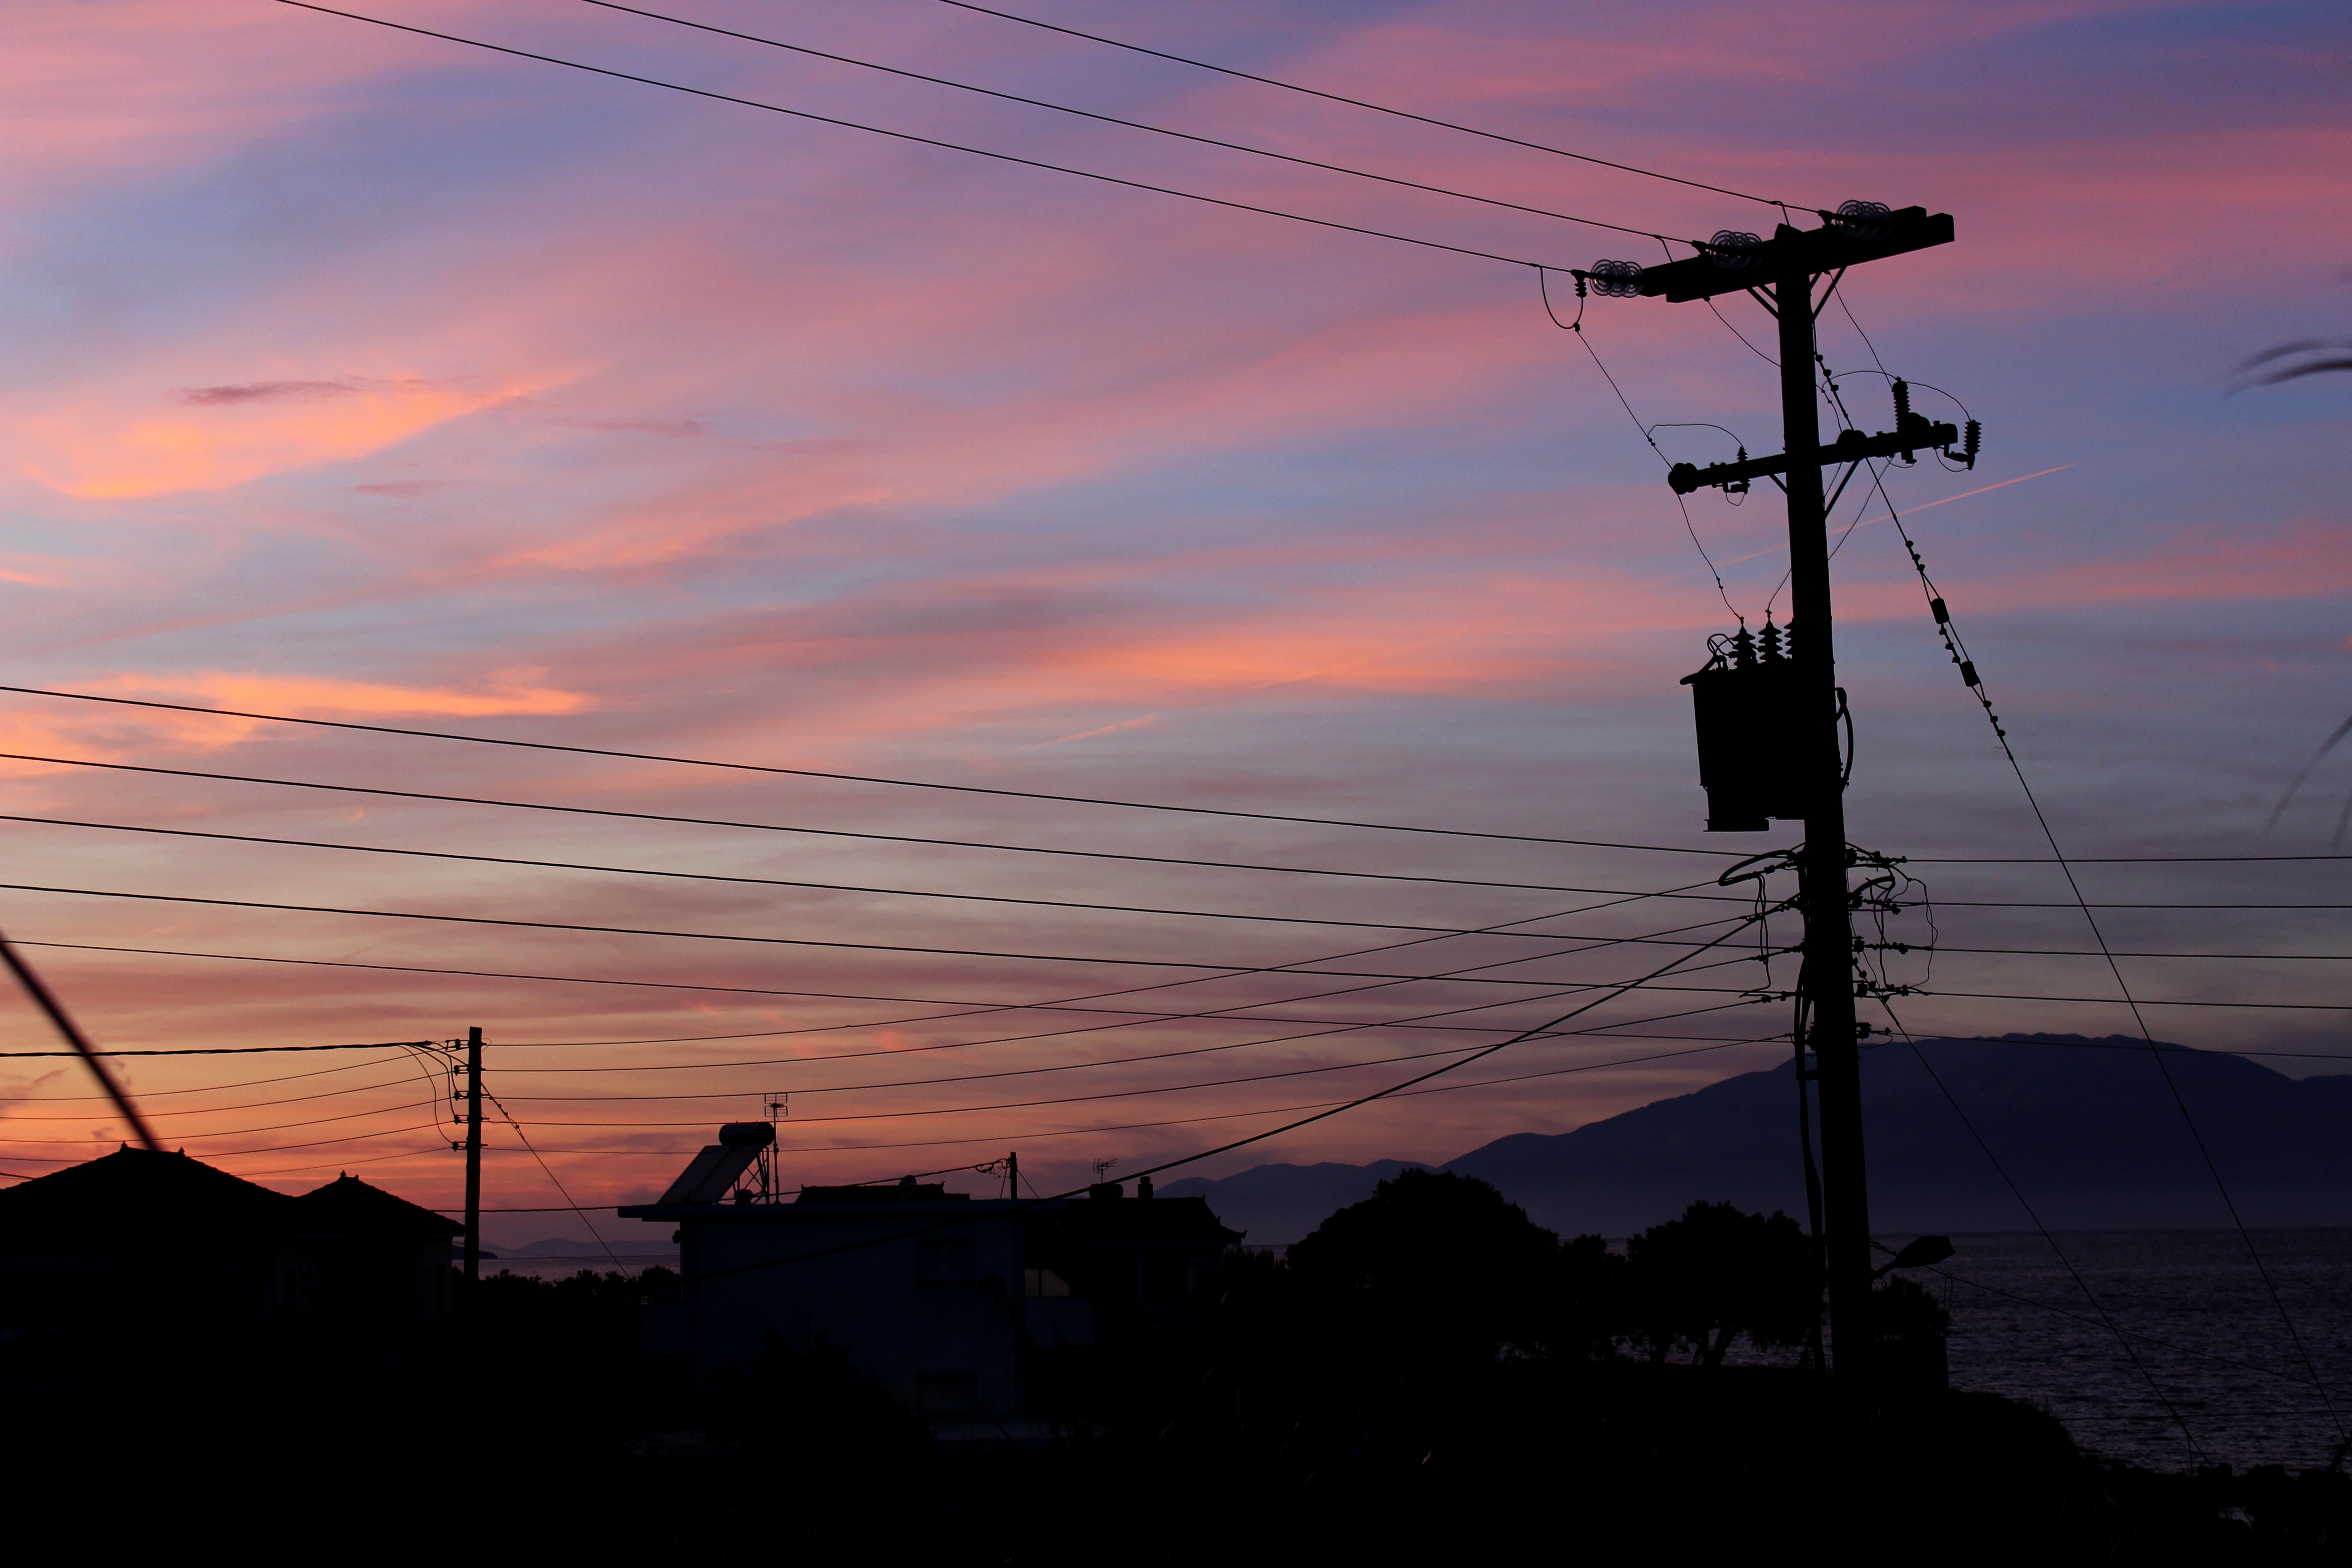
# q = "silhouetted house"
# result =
<box><xmin>0</xmin><ymin>1148</ymin><xmax>461</xmax><ymax>1340</ymax></box>
<box><xmin>622</xmin><ymin>1139</ymin><xmax>1239</xmax><ymax>1436</ymax></box>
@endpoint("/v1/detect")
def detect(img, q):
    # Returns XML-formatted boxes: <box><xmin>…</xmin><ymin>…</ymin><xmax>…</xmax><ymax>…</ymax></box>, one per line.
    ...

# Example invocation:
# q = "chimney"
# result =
<box><xmin>1137</xmin><ymin>1176</ymin><xmax>1154</xmax><ymax>1200</ymax></box>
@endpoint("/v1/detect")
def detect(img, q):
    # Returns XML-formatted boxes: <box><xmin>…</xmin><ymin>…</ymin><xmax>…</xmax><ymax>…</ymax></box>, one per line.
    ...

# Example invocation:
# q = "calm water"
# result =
<box><xmin>1935</xmin><ymin>1229</ymin><xmax>2352</xmax><ymax>1474</ymax></box>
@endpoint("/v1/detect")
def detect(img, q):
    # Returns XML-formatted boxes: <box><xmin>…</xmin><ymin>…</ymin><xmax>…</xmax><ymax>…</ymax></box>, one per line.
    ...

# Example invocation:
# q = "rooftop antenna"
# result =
<box><xmin>750</xmin><ymin>1092</ymin><xmax>788</xmax><ymax>1203</ymax></box>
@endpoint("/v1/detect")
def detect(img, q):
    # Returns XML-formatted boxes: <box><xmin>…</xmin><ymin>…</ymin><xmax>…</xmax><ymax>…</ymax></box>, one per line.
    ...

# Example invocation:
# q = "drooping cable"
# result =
<box><xmin>0</xmin><ymin>811</ymin><xmax>1597</xmax><ymax>939</ymax></box>
<box><xmin>482</xmin><ymin>1088</ymin><xmax>623</xmax><ymax>1271</ymax></box>
<box><xmin>0</xmin><ymin>747</ymin><xmax>1737</xmax><ymax>890</ymax></box>
<box><xmin>579</xmin><ymin>0</ymin><xmax>1686</xmax><ymax>244</ymax></box>
<box><xmin>1878</xmin><ymin>1000</ymin><xmax>2206</xmax><ymax>1462</ymax></box>
<box><xmin>929</xmin><ymin>0</ymin><xmax>1802</xmax><ymax>211</ymax></box>
<box><xmin>273</xmin><ymin>2</ymin><xmax>1603</xmax><ymax>271</ymax></box>
<box><xmin>666</xmin><ymin>913</ymin><xmax>1768</xmax><ymax>1285</ymax></box>
<box><xmin>0</xmin><ymin>685</ymin><xmax>1741</xmax><ymax>855</ymax></box>
<box><xmin>1869</xmin><ymin>443</ymin><xmax>2349</xmax><ymax>1448</ymax></box>
<box><xmin>1540</xmin><ymin>299</ymin><xmax>1743</xmax><ymax>622</ymax></box>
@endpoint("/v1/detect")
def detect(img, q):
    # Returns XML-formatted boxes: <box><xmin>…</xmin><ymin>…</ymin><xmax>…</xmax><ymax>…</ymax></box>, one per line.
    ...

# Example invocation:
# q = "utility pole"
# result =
<box><xmin>462</xmin><ymin>1025</ymin><xmax>483</xmax><ymax>1288</ymax></box>
<box><xmin>1596</xmin><ymin>204</ymin><xmax>1963</xmax><ymax>1381</ymax></box>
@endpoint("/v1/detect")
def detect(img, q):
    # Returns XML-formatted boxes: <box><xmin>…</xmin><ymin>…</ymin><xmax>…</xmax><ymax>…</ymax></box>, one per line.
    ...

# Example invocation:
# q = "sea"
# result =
<box><xmin>479</xmin><ymin>1230</ymin><xmax>2352</xmax><ymax>1475</ymax></box>
<box><xmin>1933</xmin><ymin>1228</ymin><xmax>2352</xmax><ymax>1475</ymax></box>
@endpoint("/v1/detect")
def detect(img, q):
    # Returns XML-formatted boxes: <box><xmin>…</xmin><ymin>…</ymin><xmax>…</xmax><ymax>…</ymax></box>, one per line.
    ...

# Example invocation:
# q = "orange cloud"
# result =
<box><xmin>100</xmin><ymin>669</ymin><xmax>598</xmax><ymax>720</ymax></box>
<box><xmin>22</xmin><ymin>372</ymin><xmax>563</xmax><ymax>498</ymax></box>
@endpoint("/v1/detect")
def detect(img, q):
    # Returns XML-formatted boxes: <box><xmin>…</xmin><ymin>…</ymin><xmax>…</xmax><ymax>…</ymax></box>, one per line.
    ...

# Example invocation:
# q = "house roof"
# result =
<box><xmin>290</xmin><ymin>1174</ymin><xmax>464</xmax><ymax>1237</ymax></box>
<box><xmin>0</xmin><ymin>1147</ymin><xmax>292</xmax><ymax>1246</ymax></box>
<box><xmin>796</xmin><ymin>1182</ymin><xmax>969</xmax><ymax>1204</ymax></box>
<box><xmin>1043</xmin><ymin>1193</ymin><xmax>1244</xmax><ymax>1246</ymax></box>
<box><xmin>0</xmin><ymin>1148</ymin><xmax>458</xmax><ymax>1245</ymax></box>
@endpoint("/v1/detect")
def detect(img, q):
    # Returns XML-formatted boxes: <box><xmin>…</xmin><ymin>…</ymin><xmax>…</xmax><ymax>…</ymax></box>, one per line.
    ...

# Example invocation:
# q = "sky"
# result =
<box><xmin>0</xmin><ymin>0</ymin><xmax>2347</xmax><ymax>1240</ymax></box>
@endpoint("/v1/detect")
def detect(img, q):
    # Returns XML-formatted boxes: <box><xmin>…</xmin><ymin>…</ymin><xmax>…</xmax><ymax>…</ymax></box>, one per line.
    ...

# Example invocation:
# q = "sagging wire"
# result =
<box><xmin>483</xmin><ymin>1088</ymin><xmax>624</xmax><ymax>1271</ymax></box>
<box><xmin>1877</xmin><ymin>998</ymin><xmax>2210</xmax><ymax>1465</ymax></box>
<box><xmin>1856</xmin><ymin>383</ymin><xmax>2350</xmax><ymax>1452</ymax></box>
<box><xmin>1651</xmin><ymin>422</ymin><xmax>1755</xmax><ymax>510</ymax></box>
<box><xmin>1541</xmin><ymin>266</ymin><xmax>1745</xmax><ymax>623</ymax></box>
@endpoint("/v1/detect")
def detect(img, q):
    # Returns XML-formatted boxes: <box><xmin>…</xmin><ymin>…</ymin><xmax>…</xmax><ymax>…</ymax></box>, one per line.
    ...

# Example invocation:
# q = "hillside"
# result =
<box><xmin>1161</xmin><ymin>1035</ymin><xmax>2352</xmax><ymax>1242</ymax></box>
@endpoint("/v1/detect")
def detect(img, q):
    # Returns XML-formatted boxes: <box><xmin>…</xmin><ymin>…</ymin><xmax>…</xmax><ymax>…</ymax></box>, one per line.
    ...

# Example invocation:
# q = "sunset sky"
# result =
<box><xmin>2</xmin><ymin>0</ymin><xmax>2347</xmax><ymax>1241</ymax></box>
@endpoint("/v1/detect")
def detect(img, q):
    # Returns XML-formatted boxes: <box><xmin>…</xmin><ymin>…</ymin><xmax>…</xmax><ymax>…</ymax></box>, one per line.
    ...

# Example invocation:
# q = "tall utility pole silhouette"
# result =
<box><xmin>461</xmin><ymin>1025</ymin><xmax>483</xmax><ymax>1288</ymax></box>
<box><xmin>1600</xmin><ymin>203</ymin><xmax>1964</xmax><ymax>1377</ymax></box>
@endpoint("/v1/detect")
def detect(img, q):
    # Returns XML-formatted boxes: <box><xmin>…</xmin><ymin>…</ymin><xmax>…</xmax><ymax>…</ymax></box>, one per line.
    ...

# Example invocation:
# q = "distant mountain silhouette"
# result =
<box><xmin>1161</xmin><ymin>1036</ymin><xmax>2352</xmax><ymax>1241</ymax></box>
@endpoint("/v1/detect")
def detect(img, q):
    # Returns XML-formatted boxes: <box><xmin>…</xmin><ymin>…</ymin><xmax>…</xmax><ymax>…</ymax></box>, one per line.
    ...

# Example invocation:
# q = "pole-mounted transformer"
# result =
<box><xmin>1680</xmin><ymin>623</ymin><xmax>1806</xmax><ymax>831</ymax></box>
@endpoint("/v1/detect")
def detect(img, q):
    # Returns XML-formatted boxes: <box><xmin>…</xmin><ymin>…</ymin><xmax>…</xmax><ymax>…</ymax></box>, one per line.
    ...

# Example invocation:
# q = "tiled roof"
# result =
<box><xmin>289</xmin><ymin>1173</ymin><xmax>464</xmax><ymax>1236</ymax></box>
<box><xmin>0</xmin><ymin>1148</ymin><xmax>457</xmax><ymax>1243</ymax></box>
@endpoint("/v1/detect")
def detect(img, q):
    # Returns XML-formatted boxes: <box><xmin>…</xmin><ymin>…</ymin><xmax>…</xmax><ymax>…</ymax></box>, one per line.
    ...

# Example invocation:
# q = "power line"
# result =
<box><xmin>0</xmin><ymin>1084</ymin><xmax>444</xmax><ymax>1142</ymax></box>
<box><xmin>1914</xmin><ymin>989</ymin><xmax>2352</xmax><ymax>1012</ymax></box>
<box><xmin>0</xmin><ymin>1036</ymin><xmax>440</xmax><ymax>1059</ymax></box>
<box><xmin>579</xmin><ymin>0</ymin><xmax>1686</xmax><ymax>244</ymax></box>
<box><xmin>1932</xmin><ymin>1265</ymin><xmax>2352</xmax><ymax>1396</ymax></box>
<box><xmin>929</xmin><ymin>0</ymin><xmax>1800</xmax><ymax>211</ymax></box>
<box><xmin>1924</xmin><ymin>944</ymin><xmax>2352</xmax><ymax>961</ymax></box>
<box><xmin>274</xmin><ymin>3</ymin><xmax>1611</xmax><ymax>274</ymax></box>
<box><xmin>9</xmin><ymin>892</ymin><xmax>1755</xmax><ymax>1078</ymax></box>
<box><xmin>0</xmin><ymin>880</ymin><xmax>1768</xmax><ymax>978</ymax></box>
<box><xmin>483</xmin><ymin>988</ymin><xmax>1769</xmax><ymax>1104</ymax></box>
<box><xmin>1912</xmin><ymin>853</ymin><xmax>2352</xmax><ymax>865</ymax></box>
<box><xmin>422</xmin><ymin>1031</ymin><xmax>1791</xmax><ymax>1179</ymax></box>
<box><xmin>0</xmin><ymin>813</ymin><xmax>1592</xmax><ymax>938</ymax></box>
<box><xmin>1865</xmin><ymin>435</ymin><xmax>2348</xmax><ymax>1448</ymax></box>
<box><xmin>0</xmin><ymin>1052</ymin><xmax>407</xmax><ymax>1102</ymax></box>
<box><xmin>477</xmin><ymin>951</ymin><xmax>1774</xmax><ymax>1089</ymax></box>
<box><xmin>0</xmin><ymin>684</ymin><xmax>1736</xmax><ymax>857</ymax></box>
<box><xmin>0</xmin><ymin>1070</ymin><xmax>424</xmax><ymax>1116</ymax></box>
<box><xmin>484</xmin><ymin>1089</ymin><xmax>622</xmax><ymax>1269</ymax></box>
<box><xmin>0</xmin><ymin>749</ymin><xmax>1735</xmax><ymax>894</ymax></box>
<box><xmin>666</xmin><ymin>921</ymin><xmax>1769</xmax><ymax>1288</ymax></box>
<box><xmin>1877</xmin><ymin>1000</ymin><xmax>2206</xmax><ymax>1460</ymax></box>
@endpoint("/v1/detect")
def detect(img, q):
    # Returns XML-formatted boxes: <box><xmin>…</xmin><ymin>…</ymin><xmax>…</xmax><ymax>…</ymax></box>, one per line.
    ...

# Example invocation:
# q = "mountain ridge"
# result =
<box><xmin>1159</xmin><ymin>1035</ymin><xmax>2352</xmax><ymax>1243</ymax></box>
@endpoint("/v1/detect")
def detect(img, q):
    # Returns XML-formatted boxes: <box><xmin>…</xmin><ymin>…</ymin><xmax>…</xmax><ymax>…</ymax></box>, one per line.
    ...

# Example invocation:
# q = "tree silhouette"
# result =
<box><xmin>1623</xmin><ymin>1201</ymin><xmax>1818</xmax><ymax>1365</ymax></box>
<box><xmin>1287</xmin><ymin>1168</ymin><xmax>1563</xmax><ymax>1366</ymax></box>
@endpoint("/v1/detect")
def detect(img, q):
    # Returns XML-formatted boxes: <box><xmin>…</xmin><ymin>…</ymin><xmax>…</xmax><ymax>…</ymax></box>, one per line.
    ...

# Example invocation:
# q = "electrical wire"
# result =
<box><xmin>579</xmin><ymin>0</ymin><xmax>1686</xmax><ymax>244</ymax></box>
<box><xmin>0</xmin><ymin>683</ymin><xmax>1741</xmax><ymax>856</ymax></box>
<box><xmin>274</xmin><ymin>3</ymin><xmax>1607</xmax><ymax>274</ymax></box>
<box><xmin>1544</xmin><ymin>306</ymin><xmax>1744</xmax><ymax>623</ymax></box>
<box><xmin>8</xmin><ymin>888</ymin><xmax>1755</xmax><ymax>1083</ymax></box>
<box><xmin>483</xmin><ymin>1089</ymin><xmax>622</xmax><ymax>1269</ymax></box>
<box><xmin>1866</xmin><ymin>431</ymin><xmax>2349</xmax><ymax>1449</ymax></box>
<box><xmin>384</xmin><ymin>990</ymin><xmax>1772</xmax><ymax>1130</ymax></box>
<box><xmin>485</xmin><ymin>985</ymin><xmax>1770</xmax><ymax>1103</ymax></box>
<box><xmin>0</xmin><ymin>1053</ymin><xmax>416</xmax><ymax>1101</ymax></box>
<box><xmin>0</xmin><ymin>1069</ymin><xmax>427</xmax><ymax>1116</ymax></box>
<box><xmin>0</xmin><ymin>748</ymin><xmax>1735</xmax><ymax>892</ymax></box>
<box><xmin>1930</xmin><ymin>1265</ymin><xmax>2351</xmax><ymax>1396</ymax></box>
<box><xmin>0</xmin><ymin>1090</ymin><xmax>441</xmax><ymax>1142</ymax></box>
<box><xmin>928</xmin><ymin>0</ymin><xmax>1801</xmax><ymax>211</ymax></box>
<box><xmin>1877</xmin><ymin>999</ymin><xmax>2207</xmax><ymax>1461</ymax></box>
<box><xmin>666</xmin><ymin>917</ymin><xmax>1769</xmax><ymax>1286</ymax></box>
<box><xmin>1913</xmin><ymin>989</ymin><xmax>2352</xmax><ymax>1012</ymax></box>
<box><xmin>7</xmin><ymin>894</ymin><xmax>1742</xmax><ymax>1057</ymax></box>
<box><xmin>0</xmin><ymin>880</ymin><xmax>1801</xmax><ymax>984</ymax></box>
<box><xmin>0</xmin><ymin>812</ymin><xmax>1613</xmax><ymax>939</ymax></box>
<box><xmin>422</xmin><ymin>1029</ymin><xmax>1795</xmax><ymax>1199</ymax></box>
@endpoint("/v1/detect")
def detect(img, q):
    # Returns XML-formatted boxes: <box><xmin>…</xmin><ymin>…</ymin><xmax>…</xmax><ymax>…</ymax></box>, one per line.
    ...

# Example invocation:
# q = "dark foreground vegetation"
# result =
<box><xmin>8</xmin><ymin>1172</ymin><xmax>2347</xmax><ymax>1563</ymax></box>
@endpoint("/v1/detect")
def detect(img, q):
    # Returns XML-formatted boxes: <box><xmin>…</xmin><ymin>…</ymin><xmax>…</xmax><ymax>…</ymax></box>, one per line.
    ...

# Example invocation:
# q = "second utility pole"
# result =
<box><xmin>462</xmin><ymin>1024</ymin><xmax>483</xmax><ymax>1288</ymax></box>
